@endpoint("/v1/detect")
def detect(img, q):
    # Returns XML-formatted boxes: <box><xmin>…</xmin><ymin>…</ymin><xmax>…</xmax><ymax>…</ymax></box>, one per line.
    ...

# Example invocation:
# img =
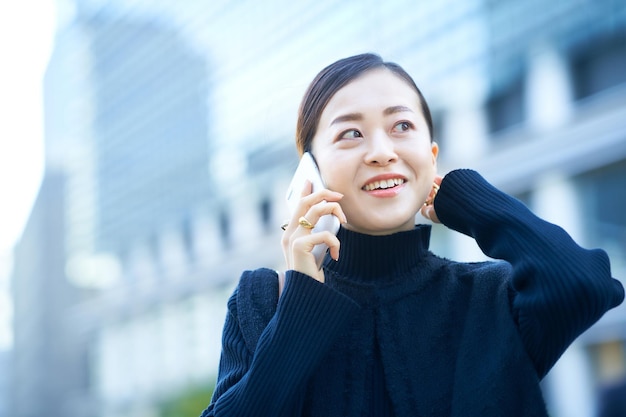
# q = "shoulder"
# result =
<box><xmin>228</xmin><ymin>268</ymin><xmax>280</xmax><ymax>352</ymax></box>
<box><xmin>237</xmin><ymin>267</ymin><xmax>280</xmax><ymax>304</ymax></box>
<box><xmin>433</xmin><ymin>255</ymin><xmax>515</xmax><ymax>298</ymax></box>
<box><xmin>434</xmin><ymin>255</ymin><xmax>512</xmax><ymax>281</ymax></box>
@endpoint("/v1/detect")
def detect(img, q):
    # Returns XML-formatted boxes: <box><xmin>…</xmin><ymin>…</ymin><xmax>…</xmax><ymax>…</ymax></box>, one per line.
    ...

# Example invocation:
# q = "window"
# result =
<box><xmin>259</xmin><ymin>198</ymin><xmax>272</xmax><ymax>232</ymax></box>
<box><xmin>218</xmin><ymin>210</ymin><xmax>231</xmax><ymax>249</ymax></box>
<box><xmin>572</xmin><ymin>36</ymin><xmax>626</xmax><ymax>100</ymax></box>
<box><xmin>181</xmin><ymin>215</ymin><xmax>195</xmax><ymax>262</ymax></box>
<box><xmin>574</xmin><ymin>159</ymin><xmax>626</xmax><ymax>258</ymax></box>
<box><xmin>486</xmin><ymin>78</ymin><xmax>525</xmax><ymax>134</ymax></box>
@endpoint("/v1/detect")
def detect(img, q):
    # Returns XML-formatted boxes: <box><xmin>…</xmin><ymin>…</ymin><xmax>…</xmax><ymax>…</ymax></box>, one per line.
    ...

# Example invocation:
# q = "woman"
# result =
<box><xmin>200</xmin><ymin>53</ymin><xmax>624</xmax><ymax>416</ymax></box>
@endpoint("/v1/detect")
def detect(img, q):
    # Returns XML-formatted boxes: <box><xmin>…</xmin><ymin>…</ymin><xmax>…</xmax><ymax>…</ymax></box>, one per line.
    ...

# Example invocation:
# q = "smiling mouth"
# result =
<box><xmin>362</xmin><ymin>178</ymin><xmax>405</xmax><ymax>191</ymax></box>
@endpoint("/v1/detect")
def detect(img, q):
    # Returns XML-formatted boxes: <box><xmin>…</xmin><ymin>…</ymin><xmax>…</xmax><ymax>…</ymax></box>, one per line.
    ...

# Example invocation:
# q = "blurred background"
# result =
<box><xmin>1</xmin><ymin>0</ymin><xmax>625</xmax><ymax>416</ymax></box>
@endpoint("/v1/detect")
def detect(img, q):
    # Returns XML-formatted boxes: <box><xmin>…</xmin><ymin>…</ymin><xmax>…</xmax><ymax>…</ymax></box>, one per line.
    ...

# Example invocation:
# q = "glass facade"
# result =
<box><xmin>89</xmin><ymin>17</ymin><xmax>211</xmax><ymax>254</ymax></box>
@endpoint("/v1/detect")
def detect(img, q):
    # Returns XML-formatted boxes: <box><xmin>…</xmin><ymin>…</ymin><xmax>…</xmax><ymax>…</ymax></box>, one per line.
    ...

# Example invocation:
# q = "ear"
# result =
<box><xmin>430</xmin><ymin>142</ymin><xmax>439</xmax><ymax>165</ymax></box>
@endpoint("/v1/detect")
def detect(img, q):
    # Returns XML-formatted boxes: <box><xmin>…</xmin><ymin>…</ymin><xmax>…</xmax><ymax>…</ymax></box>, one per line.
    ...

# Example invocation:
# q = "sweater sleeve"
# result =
<box><xmin>200</xmin><ymin>270</ymin><xmax>360</xmax><ymax>417</ymax></box>
<box><xmin>434</xmin><ymin>169</ymin><xmax>624</xmax><ymax>377</ymax></box>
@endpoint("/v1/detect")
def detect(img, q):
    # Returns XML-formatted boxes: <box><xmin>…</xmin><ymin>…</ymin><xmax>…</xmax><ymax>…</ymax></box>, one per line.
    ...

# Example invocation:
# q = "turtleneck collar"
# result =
<box><xmin>323</xmin><ymin>225</ymin><xmax>432</xmax><ymax>283</ymax></box>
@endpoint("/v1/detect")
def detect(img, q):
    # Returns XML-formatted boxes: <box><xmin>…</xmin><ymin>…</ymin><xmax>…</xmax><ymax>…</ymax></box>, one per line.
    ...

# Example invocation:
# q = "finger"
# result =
<box><xmin>282</xmin><ymin>189</ymin><xmax>344</xmax><ymax>234</ymax></box>
<box><xmin>292</xmin><ymin>231</ymin><xmax>340</xmax><ymax>259</ymax></box>
<box><xmin>281</xmin><ymin>200</ymin><xmax>344</xmax><ymax>264</ymax></box>
<box><xmin>327</xmin><ymin>234</ymin><xmax>341</xmax><ymax>261</ymax></box>
<box><xmin>420</xmin><ymin>202</ymin><xmax>440</xmax><ymax>223</ymax></box>
<box><xmin>286</xmin><ymin>200</ymin><xmax>346</xmax><ymax>236</ymax></box>
<box><xmin>300</xmin><ymin>200</ymin><xmax>346</xmax><ymax>229</ymax></box>
<box><xmin>291</xmin><ymin>232</ymin><xmax>341</xmax><ymax>281</ymax></box>
<box><xmin>422</xmin><ymin>173</ymin><xmax>444</xmax><ymax>207</ymax></box>
<box><xmin>299</xmin><ymin>180</ymin><xmax>344</xmax><ymax>203</ymax></box>
<box><xmin>296</xmin><ymin>188</ymin><xmax>344</xmax><ymax>215</ymax></box>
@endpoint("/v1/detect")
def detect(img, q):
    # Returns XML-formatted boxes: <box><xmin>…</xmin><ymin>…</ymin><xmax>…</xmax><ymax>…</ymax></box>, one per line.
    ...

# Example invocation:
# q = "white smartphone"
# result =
<box><xmin>286</xmin><ymin>152</ymin><xmax>341</xmax><ymax>269</ymax></box>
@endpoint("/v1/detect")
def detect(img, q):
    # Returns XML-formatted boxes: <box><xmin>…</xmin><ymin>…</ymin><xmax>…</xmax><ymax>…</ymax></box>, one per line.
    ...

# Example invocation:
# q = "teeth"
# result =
<box><xmin>364</xmin><ymin>178</ymin><xmax>404</xmax><ymax>191</ymax></box>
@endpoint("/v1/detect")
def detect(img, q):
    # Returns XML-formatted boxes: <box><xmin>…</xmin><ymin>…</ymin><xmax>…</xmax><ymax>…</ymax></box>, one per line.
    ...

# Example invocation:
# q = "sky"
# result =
<box><xmin>0</xmin><ymin>0</ymin><xmax>57</xmax><ymax>349</ymax></box>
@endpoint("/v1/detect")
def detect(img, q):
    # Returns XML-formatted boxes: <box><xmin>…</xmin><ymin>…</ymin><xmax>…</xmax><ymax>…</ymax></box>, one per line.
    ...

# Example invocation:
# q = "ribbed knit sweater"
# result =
<box><xmin>201</xmin><ymin>169</ymin><xmax>624</xmax><ymax>417</ymax></box>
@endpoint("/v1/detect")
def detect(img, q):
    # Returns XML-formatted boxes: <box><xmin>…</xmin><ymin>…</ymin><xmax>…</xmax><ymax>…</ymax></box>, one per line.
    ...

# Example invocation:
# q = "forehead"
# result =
<box><xmin>320</xmin><ymin>68</ymin><xmax>422</xmax><ymax>122</ymax></box>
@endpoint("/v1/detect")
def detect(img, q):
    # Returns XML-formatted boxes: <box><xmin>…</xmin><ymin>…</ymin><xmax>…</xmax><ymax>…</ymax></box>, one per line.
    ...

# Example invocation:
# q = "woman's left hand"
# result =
<box><xmin>420</xmin><ymin>174</ymin><xmax>443</xmax><ymax>223</ymax></box>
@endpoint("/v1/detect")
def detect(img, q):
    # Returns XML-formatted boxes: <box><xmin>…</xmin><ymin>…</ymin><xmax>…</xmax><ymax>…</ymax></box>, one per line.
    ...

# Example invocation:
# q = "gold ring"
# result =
<box><xmin>298</xmin><ymin>216</ymin><xmax>315</xmax><ymax>229</ymax></box>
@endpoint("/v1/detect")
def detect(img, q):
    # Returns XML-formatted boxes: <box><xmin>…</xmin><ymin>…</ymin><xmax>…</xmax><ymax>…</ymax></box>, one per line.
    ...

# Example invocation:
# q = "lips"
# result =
<box><xmin>362</xmin><ymin>177</ymin><xmax>406</xmax><ymax>191</ymax></box>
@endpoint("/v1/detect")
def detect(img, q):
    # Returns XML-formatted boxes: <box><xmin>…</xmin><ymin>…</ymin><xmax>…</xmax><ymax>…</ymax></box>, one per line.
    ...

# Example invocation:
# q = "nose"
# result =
<box><xmin>364</xmin><ymin>130</ymin><xmax>398</xmax><ymax>166</ymax></box>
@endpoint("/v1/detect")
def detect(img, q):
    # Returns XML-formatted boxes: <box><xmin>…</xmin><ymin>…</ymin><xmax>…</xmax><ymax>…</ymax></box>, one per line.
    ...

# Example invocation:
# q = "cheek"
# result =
<box><xmin>315</xmin><ymin>150</ymin><xmax>355</xmax><ymax>192</ymax></box>
<box><xmin>405</xmin><ymin>146</ymin><xmax>434</xmax><ymax>169</ymax></box>
<box><xmin>322</xmin><ymin>165</ymin><xmax>349</xmax><ymax>193</ymax></box>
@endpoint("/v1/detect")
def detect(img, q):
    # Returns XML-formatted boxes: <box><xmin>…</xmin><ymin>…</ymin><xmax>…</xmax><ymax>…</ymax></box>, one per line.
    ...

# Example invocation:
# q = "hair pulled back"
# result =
<box><xmin>295</xmin><ymin>53</ymin><xmax>434</xmax><ymax>156</ymax></box>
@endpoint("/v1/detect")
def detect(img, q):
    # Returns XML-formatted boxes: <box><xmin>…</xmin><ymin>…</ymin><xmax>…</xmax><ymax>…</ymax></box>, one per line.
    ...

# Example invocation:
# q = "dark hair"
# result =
<box><xmin>295</xmin><ymin>53</ymin><xmax>434</xmax><ymax>155</ymax></box>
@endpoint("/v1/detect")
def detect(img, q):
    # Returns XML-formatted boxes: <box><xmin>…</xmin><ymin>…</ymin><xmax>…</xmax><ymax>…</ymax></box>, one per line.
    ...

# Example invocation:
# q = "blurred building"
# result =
<box><xmin>10</xmin><ymin>0</ymin><xmax>626</xmax><ymax>417</ymax></box>
<box><xmin>10</xmin><ymin>171</ymin><xmax>90</xmax><ymax>417</ymax></box>
<box><xmin>43</xmin><ymin>8</ymin><xmax>213</xmax><ymax>286</ymax></box>
<box><xmin>12</xmin><ymin>4</ymin><xmax>218</xmax><ymax>417</ymax></box>
<box><xmin>0</xmin><ymin>350</ymin><xmax>8</xmax><ymax>416</ymax></box>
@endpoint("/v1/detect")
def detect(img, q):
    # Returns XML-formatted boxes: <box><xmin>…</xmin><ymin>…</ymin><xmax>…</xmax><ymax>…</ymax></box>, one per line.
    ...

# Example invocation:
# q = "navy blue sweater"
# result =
<box><xmin>201</xmin><ymin>169</ymin><xmax>624</xmax><ymax>417</ymax></box>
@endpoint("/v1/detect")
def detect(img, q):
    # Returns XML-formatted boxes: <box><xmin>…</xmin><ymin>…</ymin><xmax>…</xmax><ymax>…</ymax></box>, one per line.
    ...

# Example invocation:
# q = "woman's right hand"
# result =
<box><xmin>280</xmin><ymin>181</ymin><xmax>346</xmax><ymax>288</ymax></box>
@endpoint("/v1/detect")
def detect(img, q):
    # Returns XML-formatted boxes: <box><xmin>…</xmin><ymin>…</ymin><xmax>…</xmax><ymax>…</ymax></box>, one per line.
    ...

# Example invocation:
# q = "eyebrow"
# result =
<box><xmin>330</xmin><ymin>105</ymin><xmax>414</xmax><ymax>126</ymax></box>
<box><xmin>330</xmin><ymin>112</ymin><xmax>362</xmax><ymax>126</ymax></box>
<box><xmin>384</xmin><ymin>105</ymin><xmax>414</xmax><ymax>116</ymax></box>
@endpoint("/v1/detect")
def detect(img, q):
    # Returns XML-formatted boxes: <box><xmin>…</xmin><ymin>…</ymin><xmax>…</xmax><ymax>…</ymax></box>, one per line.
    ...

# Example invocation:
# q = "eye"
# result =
<box><xmin>392</xmin><ymin>121</ymin><xmax>413</xmax><ymax>132</ymax></box>
<box><xmin>339</xmin><ymin>129</ymin><xmax>363</xmax><ymax>140</ymax></box>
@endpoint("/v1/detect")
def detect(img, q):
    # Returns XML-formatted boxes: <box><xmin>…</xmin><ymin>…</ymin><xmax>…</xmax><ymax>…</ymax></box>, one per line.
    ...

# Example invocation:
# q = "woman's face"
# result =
<box><xmin>311</xmin><ymin>68</ymin><xmax>438</xmax><ymax>235</ymax></box>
